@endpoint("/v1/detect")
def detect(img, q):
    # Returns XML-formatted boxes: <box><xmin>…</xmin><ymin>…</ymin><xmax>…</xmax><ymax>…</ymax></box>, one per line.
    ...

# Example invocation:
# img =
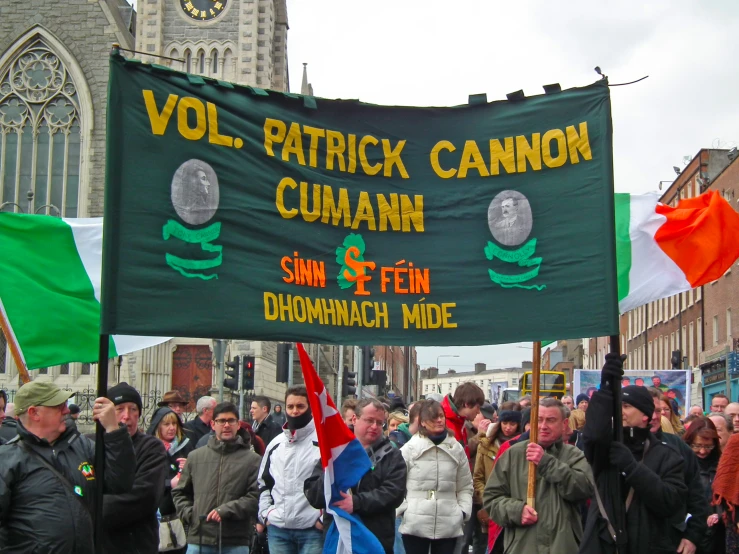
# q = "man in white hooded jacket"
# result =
<box><xmin>257</xmin><ymin>386</ymin><xmax>323</xmax><ymax>554</ymax></box>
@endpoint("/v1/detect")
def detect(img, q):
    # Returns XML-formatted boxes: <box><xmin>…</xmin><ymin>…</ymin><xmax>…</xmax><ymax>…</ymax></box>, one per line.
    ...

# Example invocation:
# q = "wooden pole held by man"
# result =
<box><xmin>526</xmin><ymin>341</ymin><xmax>542</xmax><ymax>509</ymax></box>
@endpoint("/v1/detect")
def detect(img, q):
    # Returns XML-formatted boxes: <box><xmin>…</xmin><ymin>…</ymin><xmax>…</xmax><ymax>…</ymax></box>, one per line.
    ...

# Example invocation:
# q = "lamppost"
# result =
<box><xmin>435</xmin><ymin>354</ymin><xmax>459</xmax><ymax>395</ymax></box>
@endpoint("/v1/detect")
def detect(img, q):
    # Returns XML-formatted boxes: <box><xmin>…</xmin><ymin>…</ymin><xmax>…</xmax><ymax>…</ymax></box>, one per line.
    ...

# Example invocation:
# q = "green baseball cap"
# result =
<box><xmin>14</xmin><ymin>381</ymin><xmax>74</xmax><ymax>415</ymax></box>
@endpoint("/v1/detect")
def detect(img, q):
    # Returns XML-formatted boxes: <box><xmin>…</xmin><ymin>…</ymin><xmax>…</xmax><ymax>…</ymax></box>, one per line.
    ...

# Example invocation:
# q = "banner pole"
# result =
<box><xmin>609</xmin><ymin>335</ymin><xmax>623</xmax><ymax>442</ymax></box>
<box><xmin>0</xmin><ymin>301</ymin><xmax>31</xmax><ymax>383</ymax></box>
<box><xmin>93</xmin><ymin>334</ymin><xmax>110</xmax><ymax>551</ymax></box>
<box><xmin>526</xmin><ymin>341</ymin><xmax>542</xmax><ymax>510</ymax></box>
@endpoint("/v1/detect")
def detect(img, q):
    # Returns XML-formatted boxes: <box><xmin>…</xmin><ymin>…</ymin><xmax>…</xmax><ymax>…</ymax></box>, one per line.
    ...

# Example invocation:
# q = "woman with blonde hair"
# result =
<box><xmin>660</xmin><ymin>394</ymin><xmax>685</xmax><ymax>436</ymax></box>
<box><xmin>387</xmin><ymin>411</ymin><xmax>409</xmax><ymax>434</ymax></box>
<box><xmin>399</xmin><ymin>400</ymin><xmax>473</xmax><ymax>553</ymax></box>
<box><xmin>147</xmin><ymin>407</ymin><xmax>194</xmax><ymax>553</ymax></box>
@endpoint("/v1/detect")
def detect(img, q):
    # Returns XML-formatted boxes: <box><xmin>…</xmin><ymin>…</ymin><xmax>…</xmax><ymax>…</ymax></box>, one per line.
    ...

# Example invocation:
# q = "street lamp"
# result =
<box><xmin>435</xmin><ymin>354</ymin><xmax>459</xmax><ymax>395</ymax></box>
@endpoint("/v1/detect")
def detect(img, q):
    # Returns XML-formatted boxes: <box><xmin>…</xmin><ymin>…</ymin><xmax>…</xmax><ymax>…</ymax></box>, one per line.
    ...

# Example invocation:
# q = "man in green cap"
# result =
<box><xmin>0</xmin><ymin>380</ymin><xmax>136</xmax><ymax>554</ymax></box>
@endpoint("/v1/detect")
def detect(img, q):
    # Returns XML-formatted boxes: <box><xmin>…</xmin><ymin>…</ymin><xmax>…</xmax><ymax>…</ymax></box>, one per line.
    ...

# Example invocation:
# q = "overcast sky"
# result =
<box><xmin>130</xmin><ymin>1</ymin><xmax>739</xmax><ymax>371</ymax></box>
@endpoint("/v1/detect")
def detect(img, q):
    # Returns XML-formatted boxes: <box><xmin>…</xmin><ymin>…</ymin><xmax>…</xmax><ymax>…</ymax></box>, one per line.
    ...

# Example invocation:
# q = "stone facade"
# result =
<box><xmin>135</xmin><ymin>0</ymin><xmax>288</xmax><ymax>90</ymax></box>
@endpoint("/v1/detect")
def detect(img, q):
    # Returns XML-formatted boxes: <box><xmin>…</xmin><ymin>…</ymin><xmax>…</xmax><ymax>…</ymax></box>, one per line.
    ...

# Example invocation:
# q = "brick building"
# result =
<box><xmin>374</xmin><ymin>345</ymin><xmax>419</xmax><ymax>402</ymax></box>
<box><xmin>590</xmin><ymin>149</ymin><xmax>735</xmax><ymax>408</ymax></box>
<box><xmin>699</xmin><ymin>150</ymin><xmax>739</xmax><ymax>405</ymax></box>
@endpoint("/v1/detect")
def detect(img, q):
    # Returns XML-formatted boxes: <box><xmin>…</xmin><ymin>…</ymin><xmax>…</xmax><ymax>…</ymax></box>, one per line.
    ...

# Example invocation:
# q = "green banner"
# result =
<box><xmin>102</xmin><ymin>54</ymin><xmax>619</xmax><ymax>346</ymax></box>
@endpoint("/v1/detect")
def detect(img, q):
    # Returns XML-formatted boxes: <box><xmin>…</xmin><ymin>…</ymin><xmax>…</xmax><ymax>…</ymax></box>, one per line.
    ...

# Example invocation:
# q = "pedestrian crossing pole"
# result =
<box><xmin>526</xmin><ymin>341</ymin><xmax>542</xmax><ymax>510</ymax></box>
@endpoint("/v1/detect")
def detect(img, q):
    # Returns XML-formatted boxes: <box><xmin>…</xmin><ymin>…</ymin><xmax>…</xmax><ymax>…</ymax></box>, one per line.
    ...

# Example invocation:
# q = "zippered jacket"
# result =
<box><xmin>257</xmin><ymin>419</ymin><xmax>322</xmax><ymax>529</ymax></box>
<box><xmin>398</xmin><ymin>432</ymin><xmax>473</xmax><ymax>540</ymax></box>
<box><xmin>172</xmin><ymin>434</ymin><xmax>261</xmax><ymax>546</ymax></box>
<box><xmin>0</xmin><ymin>420</ymin><xmax>135</xmax><ymax>554</ymax></box>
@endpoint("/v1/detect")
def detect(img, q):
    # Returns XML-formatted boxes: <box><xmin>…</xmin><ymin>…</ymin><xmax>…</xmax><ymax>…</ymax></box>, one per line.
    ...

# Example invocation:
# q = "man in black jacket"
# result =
<box><xmin>184</xmin><ymin>395</ymin><xmax>216</xmax><ymax>445</ymax></box>
<box><xmin>645</xmin><ymin>387</ymin><xmax>707</xmax><ymax>554</ymax></box>
<box><xmin>0</xmin><ymin>381</ymin><xmax>136</xmax><ymax>554</ymax></box>
<box><xmin>103</xmin><ymin>382</ymin><xmax>168</xmax><ymax>554</ymax></box>
<box><xmin>580</xmin><ymin>355</ymin><xmax>687</xmax><ymax>554</ymax></box>
<box><xmin>304</xmin><ymin>398</ymin><xmax>407</xmax><ymax>554</ymax></box>
<box><xmin>250</xmin><ymin>395</ymin><xmax>282</xmax><ymax>447</ymax></box>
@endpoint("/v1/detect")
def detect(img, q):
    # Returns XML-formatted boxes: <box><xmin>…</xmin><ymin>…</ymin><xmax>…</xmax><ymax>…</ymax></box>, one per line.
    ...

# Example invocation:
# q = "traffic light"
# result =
<box><xmin>276</xmin><ymin>343</ymin><xmax>290</xmax><ymax>383</ymax></box>
<box><xmin>224</xmin><ymin>355</ymin><xmax>240</xmax><ymax>391</ymax></box>
<box><xmin>243</xmin><ymin>356</ymin><xmax>255</xmax><ymax>390</ymax></box>
<box><xmin>361</xmin><ymin>345</ymin><xmax>375</xmax><ymax>383</ymax></box>
<box><xmin>671</xmin><ymin>350</ymin><xmax>681</xmax><ymax>369</ymax></box>
<box><xmin>343</xmin><ymin>365</ymin><xmax>357</xmax><ymax>397</ymax></box>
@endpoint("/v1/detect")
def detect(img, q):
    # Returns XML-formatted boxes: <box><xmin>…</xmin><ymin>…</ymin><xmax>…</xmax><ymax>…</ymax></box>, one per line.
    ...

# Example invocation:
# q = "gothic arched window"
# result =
<box><xmin>0</xmin><ymin>37</ymin><xmax>82</xmax><ymax>216</ymax></box>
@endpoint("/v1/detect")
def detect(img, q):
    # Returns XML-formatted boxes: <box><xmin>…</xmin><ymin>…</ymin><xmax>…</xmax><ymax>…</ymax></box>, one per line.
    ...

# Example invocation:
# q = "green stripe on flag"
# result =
<box><xmin>614</xmin><ymin>193</ymin><xmax>632</xmax><ymax>304</ymax></box>
<box><xmin>0</xmin><ymin>214</ymin><xmax>107</xmax><ymax>368</ymax></box>
<box><xmin>541</xmin><ymin>340</ymin><xmax>554</xmax><ymax>347</ymax></box>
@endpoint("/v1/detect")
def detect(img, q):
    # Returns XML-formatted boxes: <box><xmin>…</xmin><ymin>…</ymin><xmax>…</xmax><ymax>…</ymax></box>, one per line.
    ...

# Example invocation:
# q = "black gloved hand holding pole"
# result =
<box><xmin>609</xmin><ymin>441</ymin><xmax>637</xmax><ymax>474</ymax></box>
<box><xmin>601</xmin><ymin>352</ymin><xmax>627</xmax><ymax>389</ymax></box>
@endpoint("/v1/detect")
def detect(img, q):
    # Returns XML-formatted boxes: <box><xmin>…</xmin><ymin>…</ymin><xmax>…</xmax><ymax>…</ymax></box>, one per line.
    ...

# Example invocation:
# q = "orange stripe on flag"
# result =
<box><xmin>654</xmin><ymin>190</ymin><xmax>739</xmax><ymax>287</ymax></box>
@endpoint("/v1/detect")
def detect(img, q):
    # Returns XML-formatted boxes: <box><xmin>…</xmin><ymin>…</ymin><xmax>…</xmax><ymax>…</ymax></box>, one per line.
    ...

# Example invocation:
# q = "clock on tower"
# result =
<box><xmin>180</xmin><ymin>0</ymin><xmax>228</xmax><ymax>22</ymax></box>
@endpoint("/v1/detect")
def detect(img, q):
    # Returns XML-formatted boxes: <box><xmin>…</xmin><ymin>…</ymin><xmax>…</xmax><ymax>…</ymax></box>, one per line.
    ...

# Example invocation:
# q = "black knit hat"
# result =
<box><xmin>576</xmin><ymin>393</ymin><xmax>590</xmax><ymax>406</ymax></box>
<box><xmin>107</xmin><ymin>382</ymin><xmax>142</xmax><ymax>414</ymax></box>
<box><xmin>621</xmin><ymin>385</ymin><xmax>654</xmax><ymax>421</ymax></box>
<box><xmin>498</xmin><ymin>410</ymin><xmax>522</xmax><ymax>424</ymax></box>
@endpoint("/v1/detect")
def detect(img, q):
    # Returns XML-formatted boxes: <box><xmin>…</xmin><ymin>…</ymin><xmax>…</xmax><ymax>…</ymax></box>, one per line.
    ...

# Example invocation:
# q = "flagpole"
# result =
<box><xmin>526</xmin><ymin>340</ymin><xmax>541</xmax><ymax>510</ymax></box>
<box><xmin>93</xmin><ymin>333</ymin><xmax>110</xmax><ymax>551</ymax></box>
<box><xmin>0</xmin><ymin>301</ymin><xmax>31</xmax><ymax>383</ymax></box>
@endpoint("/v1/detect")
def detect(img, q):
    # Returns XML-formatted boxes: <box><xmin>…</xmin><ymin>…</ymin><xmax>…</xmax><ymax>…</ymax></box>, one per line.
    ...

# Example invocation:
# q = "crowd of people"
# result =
<box><xmin>0</xmin><ymin>358</ymin><xmax>738</xmax><ymax>554</ymax></box>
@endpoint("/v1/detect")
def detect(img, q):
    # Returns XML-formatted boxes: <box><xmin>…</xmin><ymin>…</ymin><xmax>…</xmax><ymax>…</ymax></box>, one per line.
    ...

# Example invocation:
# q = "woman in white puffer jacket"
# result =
<box><xmin>398</xmin><ymin>400</ymin><xmax>473</xmax><ymax>554</ymax></box>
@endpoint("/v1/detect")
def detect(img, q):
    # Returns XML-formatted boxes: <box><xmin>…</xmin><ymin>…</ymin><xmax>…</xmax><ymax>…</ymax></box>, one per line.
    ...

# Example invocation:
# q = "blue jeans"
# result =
<box><xmin>268</xmin><ymin>525</ymin><xmax>323</xmax><ymax>554</ymax></box>
<box><xmin>186</xmin><ymin>546</ymin><xmax>249</xmax><ymax>554</ymax></box>
<box><xmin>394</xmin><ymin>516</ymin><xmax>406</xmax><ymax>554</ymax></box>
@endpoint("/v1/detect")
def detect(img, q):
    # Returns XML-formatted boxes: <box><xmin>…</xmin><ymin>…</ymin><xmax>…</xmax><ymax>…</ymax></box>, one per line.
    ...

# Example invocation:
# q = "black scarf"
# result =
<box><xmin>428</xmin><ymin>429</ymin><xmax>448</xmax><ymax>445</ymax></box>
<box><xmin>286</xmin><ymin>408</ymin><xmax>312</xmax><ymax>431</ymax></box>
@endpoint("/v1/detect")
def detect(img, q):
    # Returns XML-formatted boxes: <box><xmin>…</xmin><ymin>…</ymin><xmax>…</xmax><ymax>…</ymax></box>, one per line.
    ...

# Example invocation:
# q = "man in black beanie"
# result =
<box><xmin>580</xmin><ymin>356</ymin><xmax>687</xmax><ymax>554</ymax></box>
<box><xmin>102</xmin><ymin>382</ymin><xmax>168</xmax><ymax>554</ymax></box>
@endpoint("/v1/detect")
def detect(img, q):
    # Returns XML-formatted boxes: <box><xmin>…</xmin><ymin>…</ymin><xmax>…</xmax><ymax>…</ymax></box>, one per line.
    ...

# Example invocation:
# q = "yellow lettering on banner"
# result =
<box><xmin>306</xmin><ymin>297</ymin><xmax>324</xmax><ymax>324</ymax></box>
<box><xmin>275</xmin><ymin>177</ymin><xmax>298</xmax><ymax>218</ymax></box>
<box><xmin>143</xmin><ymin>90</ymin><xmax>177</xmax><ymax>135</ymax></box>
<box><xmin>299</xmin><ymin>182</ymin><xmax>321</xmax><ymax>222</ymax></box>
<box><xmin>294</xmin><ymin>296</ymin><xmax>306</xmax><ymax>322</ymax></box>
<box><xmin>458</xmin><ymin>140</ymin><xmax>490</xmax><ymax>178</ymax></box>
<box><xmin>402</xmin><ymin>302</ymin><xmax>457</xmax><ymax>329</ymax></box>
<box><xmin>516</xmin><ymin>133</ymin><xmax>541</xmax><ymax>173</ymax></box>
<box><xmin>351</xmin><ymin>191</ymin><xmax>376</xmax><ymax>231</ymax></box>
<box><xmin>321</xmin><ymin>186</ymin><xmax>351</xmax><ymax>227</ymax></box>
<box><xmin>335</xmin><ymin>300</ymin><xmax>349</xmax><ymax>326</ymax></box>
<box><xmin>542</xmin><ymin>129</ymin><xmax>567</xmax><ymax>168</ymax></box>
<box><xmin>489</xmin><ymin>137</ymin><xmax>516</xmax><ymax>175</ymax></box>
<box><xmin>359</xmin><ymin>135</ymin><xmax>382</xmax><ymax>175</ymax></box>
<box><xmin>207</xmin><ymin>102</ymin><xmax>234</xmax><ymax>146</ymax></box>
<box><xmin>282</xmin><ymin>123</ymin><xmax>306</xmax><ymax>166</ymax></box>
<box><xmin>350</xmin><ymin>303</ymin><xmax>362</xmax><ymax>326</ymax></box>
<box><xmin>382</xmin><ymin>139</ymin><xmax>409</xmax><ymax>178</ymax></box>
<box><xmin>326</xmin><ymin>130</ymin><xmax>347</xmax><ymax>171</ymax></box>
<box><xmin>361</xmin><ymin>301</ymin><xmax>374</xmax><ymax>327</ymax></box>
<box><xmin>401</xmin><ymin>195</ymin><xmax>424</xmax><ymax>232</ymax></box>
<box><xmin>430</xmin><ymin>141</ymin><xmax>457</xmax><ymax>178</ymax></box>
<box><xmin>303</xmin><ymin>125</ymin><xmax>325</xmax><ymax>167</ymax></box>
<box><xmin>347</xmin><ymin>134</ymin><xmax>357</xmax><ymax>173</ymax></box>
<box><xmin>177</xmin><ymin>97</ymin><xmax>207</xmax><ymax>141</ymax></box>
<box><xmin>375</xmin><ymin>302</ymin><xmax>389</xmax><ymax>328</ymax></box>
<box><xmin>264</xmin><ymin>293</ymin><xmax>278</xmax><ymax>320</ymax></box>
<box><xmin>264</xmin><ymin>118</ymin><xmax>286</xmax><ymax>156</ymax></box>
<box><xmin>377</xmin><ymin>193</ymin><xmax>400</xmax><ymax>232</ymax></box>
<box><xmin>566</xmin><ymin>122</ymin><xmax>592</xmax><ymax>164</ymax></box>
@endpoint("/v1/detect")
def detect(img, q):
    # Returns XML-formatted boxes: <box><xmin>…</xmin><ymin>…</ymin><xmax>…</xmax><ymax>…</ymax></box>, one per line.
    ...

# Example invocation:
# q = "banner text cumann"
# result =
<box><xmin>103</xmin><ymin>54</ymin><xmax>619</xmax><ymax>345</ymax></box>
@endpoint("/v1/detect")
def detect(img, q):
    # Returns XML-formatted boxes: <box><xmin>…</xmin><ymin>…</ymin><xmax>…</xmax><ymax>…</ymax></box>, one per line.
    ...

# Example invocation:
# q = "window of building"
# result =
<box><xmin>688</xmin><ymin>288</ymin><xmax>694</xmax><ymax>306</ymax></box>
<box><xmin>39</xmin><ymin>367</ymin><xmax>48</xmax><ymax>374</ymax></box>
<box><xmin>81</xmin><ymin>363</ymin><xmax>91</xmax><ymax>375</ymax></box>
<box><xmin>60</xmin><ymin>363</ymin><xmax>69</xmax><ymax>375</ymax></box>
<box><xmin>697</xmin><ymin>287</ymin><xmax>702</xmax><ymax>301</ymax></box>
<box><xmin>670</xmin><ymin>333</ymin><xmax>675</xmax><ymax>356</ymax></box>
<box><xmin>648</xmin><ymin>340</ymin><xmax>653</xmax><ymax>369</ymax></box>
<box><xmin>713</xmin><ymin>315</ymin><xmax>719</xmax><ymax>346</ymax></box>
<box><xmin>648</xmin><ymin>302</ymin><xmax>654</xmax><ymax>328</ymax></box>
<box><xmin>697</xmin><ymin>317</ymin><xmax>702</xmax><ymax>352</ymax></box>
<box><xmin>185</xmin><ymin>50</ymin><xmax>191</xmax><ymax>73</ymax></box>
<box><xmin>0</xmin><ymin>38</ymin><xmax>83</xmax><ymax>217</ymax></box>
<box><xmin>689</xmin><ymin>322</ymin><xmax>694</xmax><ymax>367</ymax></box>
<box><xmin>629</xmin><ymin>311</ymin><xmax>633</xmax><ymax>339</ymax></box>
<box><xmin>681</xmin><ymin>326</ymin><xmax>687</xmax><ymax>362</ymax></box>
<box><xmin>198</xmin><ymin>51</ymin><xmax>205</xmax><ymax>74</ymax></box>
<box><xmin>211</xmin><ymin>50</ymin><xmax>218</xmax><ymax>75</ymax></box>
<box><xmin>658</xmin><ymin>299</ymin><xmax>663</xmax><ymax>322</ymax></box>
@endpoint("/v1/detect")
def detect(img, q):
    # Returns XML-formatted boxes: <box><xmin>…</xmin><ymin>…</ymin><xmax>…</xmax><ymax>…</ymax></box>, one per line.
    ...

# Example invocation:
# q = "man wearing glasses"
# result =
<box><xmin>173</xmin><ymin>402</ymin><xmax>261</xmax><ymax>553</ymax></box>
<box><xmin>0</xmin><ymin>381</ymin><xmax>135</xmax><ymax>554</ymax></box>
<box><xmin>305</xmin><ymin>398</ymin><xmax>407</xmax><ymax>554</ymax></box>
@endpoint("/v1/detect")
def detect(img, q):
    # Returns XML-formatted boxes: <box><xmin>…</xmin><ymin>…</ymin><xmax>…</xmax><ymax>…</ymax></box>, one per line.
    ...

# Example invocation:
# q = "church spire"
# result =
<box><xmin>301</xmin><ymin>63</ymin><xmax>314</xmax><ymax>96</ymax></box>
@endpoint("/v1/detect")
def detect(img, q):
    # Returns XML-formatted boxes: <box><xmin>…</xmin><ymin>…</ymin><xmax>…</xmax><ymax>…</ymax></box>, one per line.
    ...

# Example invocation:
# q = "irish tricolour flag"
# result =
<box><xmin>0</xmin><ymin>214</ymin><xmax>169</xmax><ymax>369</ymax></box>
<box><xmin>616</xmin><ymin>190</ymin><xmax>739</xmax><ymax>313</ymax></box>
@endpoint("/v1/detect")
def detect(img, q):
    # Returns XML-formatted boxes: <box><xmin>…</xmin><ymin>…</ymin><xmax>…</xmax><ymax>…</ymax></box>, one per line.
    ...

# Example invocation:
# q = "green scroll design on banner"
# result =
<box><xmin>484</xmin><ymin>238</ymin><xmax>546</xmax><ymax>291</ymax></box>
<box><xmin>163</xmin><ymin>220</ymin><xmax>223</xmax><ymax>280</ymax></box>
